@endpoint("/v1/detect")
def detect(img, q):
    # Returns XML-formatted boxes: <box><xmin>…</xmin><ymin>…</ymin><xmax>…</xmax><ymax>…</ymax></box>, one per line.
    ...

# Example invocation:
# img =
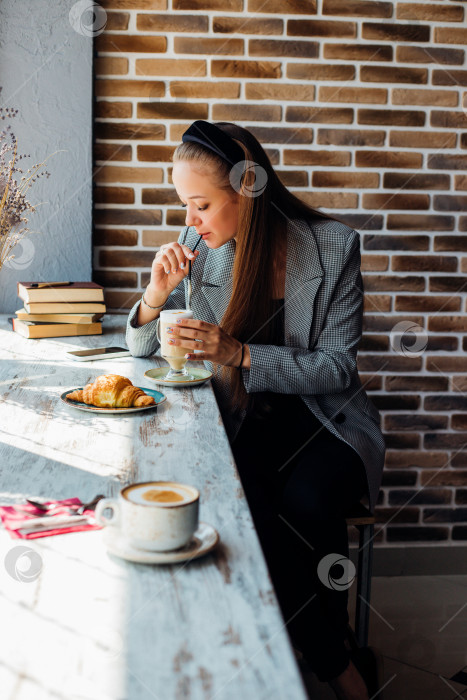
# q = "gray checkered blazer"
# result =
<box><xmin>126</xmin><ymin>217</ymin><xmax>385</xmax><ymax>511</ymax></box>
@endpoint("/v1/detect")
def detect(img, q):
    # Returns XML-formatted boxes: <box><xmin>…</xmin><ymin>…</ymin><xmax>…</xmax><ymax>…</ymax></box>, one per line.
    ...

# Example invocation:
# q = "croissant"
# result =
<box><xmin>68</xmin><ymin>374</ymin><xmax>155</xmax><ymax>408</ymax></box>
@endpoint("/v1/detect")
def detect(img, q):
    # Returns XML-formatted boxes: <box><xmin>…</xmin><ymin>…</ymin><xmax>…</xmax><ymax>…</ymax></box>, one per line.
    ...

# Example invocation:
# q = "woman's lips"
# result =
<box><xmin>200</xmin><ymin>232</ymin><xmax>211</xmax><ymax>238</ymax></box>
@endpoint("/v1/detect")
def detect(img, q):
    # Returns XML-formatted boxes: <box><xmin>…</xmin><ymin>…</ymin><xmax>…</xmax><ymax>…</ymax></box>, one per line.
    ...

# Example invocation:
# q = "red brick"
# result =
<box><xmin>213</xmin><ymin>17</ymin><xmax>283</xmax><ymax>34</ymax></box>
<box><xmin>93</xmin><ymin>229</ymin><xmax>138</xmax><ymax>246</ymax></box>
<box><xmin>93</xmin><ymin>166</ymin><xmax>163</xmax><ymax>184</ymax></box>
<box><xmin>318</xmin><ymin>129</ymin><xmax>385</xmax><ymax>146</ymax></box>
<box><xmin>322</xmin><ymin>0</ymin><xmax>392</xmax><ymax>17</ymax></box>
<box><xmin>137</xmin><ymin>145</ymin><xmax>176</xmax><ymax>162</ymax></box>
<box><xmin>356</xmin><ymin>151</ymin><xmax>422</xmax><ymax>168</ymax></box>
<box><xmin>453</xmin><ymin>416</ymin><xmax>467</xmax><ymax>431</ymax></box>
<box><xmin>138</xmin><ymin>102</ymin><xmax>209</xmax><ymax>121</ymax></box>
<box><xmin>296</xmin><ymin>192</ymin><xmax>358</xmax><ymax>208</ymax></box>
<box><xmin>383</xmin><ymin>172</ymin><xmax>449</xmax><ymax>190</ymax></box>
<box><xmin>363</xmin><ymin>275</ymin><xmax>424</xmax><ymax>291</ymax></box>
<box><xmin>105</xmin><ymin>291</ymin><xmax>141</xmax><ymax>310</ymax></box>
<box><xmin>319</xmin><ymin>86</ymin><xmax>387</xmax><ymax>104</ymax></box>
<box><xmin>363</xmin><ymin>314</ymin><xmax>422</xmax><ymax>332</ymax></box>
<box><xmin>171</xmin><ymin>81</ymin><xmax>239</xmax><ymax>99</ymax></box>
<box><xmin>392</xmin><ymin>255</ymin><xmax>457</xmax><ymax>272</ymax></box>
<box><xmin>101</xmin><ymin>0</ymin><xmax>166</xmax><ymax>7</ymax></box>
<box><xmin>287</xmin><ymin>19</ymin><xmax>356</xmax><ymax>37</ymax></box>
<box><xmin>385</xmin><ymin>450</ymin><xmax>447</xmax><ymax>468</ymax></box>
<box><xmin>313</xmin><ymin>172</ymin><xmax>378</xmax><ymax>188</ymax></box>
<box><xmin>137</xmin><ymin>13</ymin><xmax>208</xmax><ymax>32</ymax></box>
<box><xmin>386</xmin><ymin>376</ymin><xmax>448</xmax><ymax>392</ymax></box>
<box><xmin>277</xmin><ymin>170</ymin><xmax>308</xmax><ymax>187</ymax></box>
<box><xmin>376</xmin><ymin>508</ymin><xmax>419</xmax><ymax>524</ymax></box>
<box><xmin>142</xmin><ymin>230</ymin><xmax>180</xmax><ymax>247</ymax></box>
<box><xmin>250</xmin><ymin>39</ymin><xmax>318</xmax><ymax>58</ymax></box>
<box><xmin>141</xmin><ymin>188</ymin><xmax>180</xmax><ymax>205</ymax></box>
<box><xmin>391</xmin><ymin>89</ymin><xmax>458</xmax><ymax>107</ymax></box>
<box><xmin>434</xmin><ymin>236</ymin><xmax>467</xmax><ymax>252</ymax></box>
<box><xmin>431</xmin><ymin>110</ymin><xmax>467</xmax><ymax>128</ymax></box>
<box><xmin>364</xmin><ymin>234</ymin><xmax>429</xmax><ymax>251</ymax></box>
<box><xmin>385</xmin><ymin>434</ymin><xmax>420</xmax><ymax>449</ymax></box>
<box><xmin>94</xmin><ymin>143</ymin><xmax>132</xmax><ymax>162</ymax></box>
<box><xmin>426</xmin><ymin>357</ymin><xmax>467</xmax><ymax>373</ymax></box>
<box><xmin>455</xmin><ymin>176</ymin><xmax>467</xmax><ymax>191</ymax></box>
<box><xmin>95</xmin><ymin>101</ymin><xmax>132</xmax><ymax>119</ymax></box>
<box><xmin>323</xmin><ymin>44</ymin><xmax>392</xmax><ymax>61</ymax></box>
<box><xmin>95</xmin><ymin>79</ymin><xmax>164</xmax><ymax>98</ymax></box>
<box><xmin>461</xmin><ymin>217</ymin><xmax>467</xmax><ymax>230</ymax></box>
<box><xmin>175</xmin><ymin>0</ymin><xmax>241</xmax><ymax>8</ymax></box>
<box><xmin>397</xmin><ymin>3</ymin><xmax>464</xmax><ymax>21</ymax></box>
<box><xmin>435</xmin><ymin>195</ymin><xmax>467</xmax><ymax>212</ymax></box>
<box><xmin>361</xmin><ymin>254</ymin><xmax>389</xmax><ymax>271</ymax></box>
<box><xmin>390</xmin><ymin>130</ymin><xmax>456</xmax><ymax>148</ymax></box>
<box><xmin>429</xmin><ymin>276</ymin><xmax>466</xmax><ymax>293</ymax></box>
<box><xmin>359</xmin><ymin>374</ymin><xmax>382</xmax><ymax>390</ymax></box>
<box><xmin>283</xmin><ymin>149</ymin><xmax>350</xmax><ymax>166</ymax></box>
<box><xmin>362</xmin><ymin>22</ymin><xmax>429</xmax><ymax>42</ymax></box>
<box><xmin>358</xmin><ymin>109</ymin><xmax>425</xmax><ymax>126</ymax></box>
<box><xmin>95</xmin><ymin>123</ymin><xmax>165</xmax><ymax>141</ymax></box>
<box><xmin>287</xmin><ymin>64</ymin><xmax>355</xmax><ymax>81</ymax></box>
<box><xmin>396</xmin><ymin>46</ymin><xmax>464</xmax><ymax>65</ymax></box>
<box><xmin>358</xmin><ymin>355</ymin><xmax>422</xmax><ymax>372</ymax></box>
<box><xmin>93</xmin><ymin>270</ymin><xmax>137</xmax><ymax>288</ymax></box>
<box><xmin>174</xmin><ymin>37</ymin><xmax>243</xmax><ymax>54</ymax></box>
<box><xmin>362</xmin><ymin>193</ymin><xmax>429</xmax><ymax>210</ymax></box>
<box><xmin>248</xmin><ymin>0</ymin><xmax>316</xmax><ymax>12</ymax></box>
<box><xmin>213</xmin><ymin>104</ymin><xmax>281</xmax><ymax>121</ymax></box>
<box><xmin>385</xmin><ymin>414</ymin><xmax>448</xmax><ymax>431</ymax></box>
<box><xmin>286</xmin><ymin>106</ymin><xmax>353</xmax><ymax>123</ymax></box>
<box><xmin>427</xmin><ymin>336</ymin><xmax>458</xmax><ymax>352</ymax></box>
<box><xmin>95</xmin><ymin>57</ymin><xmax>128</xmax><ymax>75</ymax></box>
<box><xmin>136</xmin><ymin>59</ymin><xmax>206</xmax><ymax>76</ymax></box>
<box><xmin>106</xmin><ymin>11</ymin><xmax>130</xmax><ymax>30</ymax></box>
<box><xmin>212</xmin><ymin>60</ymin><xmax>281</xmax><ymax>79</ymax></box>
<box><xmin>166</xmin><ymin>210</ymin><xmax>187</xmax><ymax>225</ymax></box>
<box><xmin>246</xmin><ymin>83</ymin><xmax>314</xmax><ymax>101</ymax></box>
<box><xmin>370</xmin><ymin>394</ymin><xmax>421</xmax><ymax>409</ymax></box>
<box><xmin>248</xmin><ymin>127</ymin><xmax>314</xmax><ymax>144</ymax></box>
<box><xmin>395</xmin><ymin>295</ymin><xmax>460</xmax><ymax>312</ymax></box>
<box><xmin>387</xmin><ymin>214</ymin><xmax>454</xmax><ymax>231</ymax></box>
<box><xmin>387</xmin><ymin>527</ymin><xmax>449</xmax><ymax>542</ymax></box>
<box><xmin>428</xmin><ymin>316</ymin><xmax>465</xmax><ymax>332</ymax></box>
<box><xmin>420</xmin><ymin>469</ymin><xmax>467</xmax><ymax>485</ymax></box>
<box><xmin>361</xmin><ymin>66</ymin><xmax>427</xmax><ymax>84</ymax></box>
<box><xmin>94</xmin><ymin>187</ymin><xmax>134</xmax><ymax>205</ymax></box>
<box><xmin>434</xmin><ymin>71</ymin><xmax>467</xmax><ymax>88</ymax></box>
<box><xmin>96</xmin><ymin>35</ymin><xmax>167</xmax><ymax>53</ymax></box>
<box><xmin>359</xmin><ymin>334</ymin><xmax>389</xmax><ymax>350</ymax></box>
<box><xmin>94</xmin><ymin>208</ymin><xmax>162</xmax><ymax>226</ymax></box>
<box><xmin>100</xmin><ymin>250</ymin><xmax>155</xmax><ymax>268</ymax></box>
<box><xmin>338</xmin><ymin>213</ymin><xmax>383</xmax><ymax>230</ymax></box>
<box><xmin>453</xmin><ymin>377</ymin><xmax>467</xmax><ymax>393</ymax></box>
<box><xmin>434</xmin><ymin>27</ymin><xmax>467</xmax><ymax>45</ymax></box>
<box><xmin>363</xmin><ymin>295</ymin><xmax>392</xmax><ymax>312</ymax></box>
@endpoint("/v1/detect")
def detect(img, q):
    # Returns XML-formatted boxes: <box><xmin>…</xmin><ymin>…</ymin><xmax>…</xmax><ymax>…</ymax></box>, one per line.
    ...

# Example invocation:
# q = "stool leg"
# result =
<box><xmin>355</xmin><ymin>523</ymin><xmax>374</xmax><ymax>648</ymax></box>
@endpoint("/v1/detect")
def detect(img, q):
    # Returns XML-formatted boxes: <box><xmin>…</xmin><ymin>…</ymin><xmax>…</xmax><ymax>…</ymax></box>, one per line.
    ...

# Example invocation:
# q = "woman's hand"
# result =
<box><xmin>166</xmin><ymin>318</ymin><xmax>243</xmax><ymax>368</ymax></box>
<box><xmin>146</xmin><ymin>242</ymin><xmax>201</xmax><ymax>299</ymax></box>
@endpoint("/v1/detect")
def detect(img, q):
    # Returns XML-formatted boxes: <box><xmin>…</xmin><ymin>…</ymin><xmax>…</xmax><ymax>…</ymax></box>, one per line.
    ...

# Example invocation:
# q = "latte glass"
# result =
<box><xmin>156</xmin><ymin>309</ymin><xmax>195</xmax><ymax>381</ymax></box>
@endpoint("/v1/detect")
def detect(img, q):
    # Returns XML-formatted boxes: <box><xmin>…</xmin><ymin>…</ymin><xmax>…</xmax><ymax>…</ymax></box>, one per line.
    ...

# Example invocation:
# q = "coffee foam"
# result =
<box><xmin>160</xmin><ymin>309</ymin><xmax>193</xmax><ymax>324</ymax></box>
<box><xmin>123</xmin><ymin>482</ymin><xmax>198</xmax><ymax>507</ymax></box>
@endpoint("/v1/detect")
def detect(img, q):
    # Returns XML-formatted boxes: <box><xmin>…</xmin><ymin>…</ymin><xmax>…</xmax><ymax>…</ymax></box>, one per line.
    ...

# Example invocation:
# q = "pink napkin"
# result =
<box><xmin>0</xmin><ymin>498</ymin><xmax>103</xmax><ymax>539</ymax></box>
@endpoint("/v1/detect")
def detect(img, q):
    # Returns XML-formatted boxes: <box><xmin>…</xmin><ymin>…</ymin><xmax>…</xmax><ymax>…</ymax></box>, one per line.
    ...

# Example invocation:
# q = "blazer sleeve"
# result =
<box><xmin>242</xmin><ymin>232</ymin><xmax>363</xmax><ymax>395</ymax></box>
<box><xmin>125</xmin><ymin>228</ymin><xmax>188</xmax><ymax>358</ymax></box>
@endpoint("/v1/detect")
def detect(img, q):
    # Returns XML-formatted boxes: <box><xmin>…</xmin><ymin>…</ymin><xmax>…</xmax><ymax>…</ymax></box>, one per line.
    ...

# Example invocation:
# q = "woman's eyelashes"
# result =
<box><xmin>180</xmin><ymin>203</ymin><xmax>208</xmax><ymax>211</ymax></box>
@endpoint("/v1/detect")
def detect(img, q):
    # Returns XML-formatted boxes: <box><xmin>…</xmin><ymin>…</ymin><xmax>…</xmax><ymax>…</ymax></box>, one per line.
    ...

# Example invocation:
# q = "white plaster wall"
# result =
<box><xmin>0</xmin><ymin>0</ymin><xmax>93</xmax><ymax>313</ymax></box>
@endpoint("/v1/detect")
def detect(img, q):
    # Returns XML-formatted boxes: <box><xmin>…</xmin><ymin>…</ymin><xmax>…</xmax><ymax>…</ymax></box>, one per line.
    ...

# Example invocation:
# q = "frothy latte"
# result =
<box><xmin>123</xmin><ymin>481</ymin><xmax>197</xmax><ymax>507</ymax></box>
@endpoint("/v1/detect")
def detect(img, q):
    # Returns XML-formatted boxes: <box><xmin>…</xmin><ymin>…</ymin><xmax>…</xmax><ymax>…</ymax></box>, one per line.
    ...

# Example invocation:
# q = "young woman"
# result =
<box><xmin>126</xmin><ymin>120</ymin><xmax>385</xmax><ymax>700</ymax></box>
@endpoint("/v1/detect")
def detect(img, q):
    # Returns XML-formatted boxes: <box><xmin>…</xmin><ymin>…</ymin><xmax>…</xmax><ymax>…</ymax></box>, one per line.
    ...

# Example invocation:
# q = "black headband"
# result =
<box><xmin>181</xmin><ymin>120</ymin><xmax>245</xmax><ymax>167</ymax></box>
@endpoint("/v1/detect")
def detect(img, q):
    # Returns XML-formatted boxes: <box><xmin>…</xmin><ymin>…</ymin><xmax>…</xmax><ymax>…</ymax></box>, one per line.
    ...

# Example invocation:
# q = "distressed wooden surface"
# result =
<box><xmin>0</xmin><ymin>315</ymin><xmax>307</xmax><ymax>700</ymax></box>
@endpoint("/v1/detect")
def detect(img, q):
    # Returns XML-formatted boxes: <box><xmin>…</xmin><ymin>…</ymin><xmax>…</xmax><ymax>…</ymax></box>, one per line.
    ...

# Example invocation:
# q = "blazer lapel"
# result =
<box><xmin>284</xmin><ymin>219</ymin><xmax>324</xmax><ymax>349</ymax></box>
<box><xmin>201</xmin><ymin>239</ymin><xmax>236</xmax><ymax>325</ymax></box>
<box><xmin>200</xmin><ymin>219</ymin><xmax>324</xmax><ymax>348</ymax></box>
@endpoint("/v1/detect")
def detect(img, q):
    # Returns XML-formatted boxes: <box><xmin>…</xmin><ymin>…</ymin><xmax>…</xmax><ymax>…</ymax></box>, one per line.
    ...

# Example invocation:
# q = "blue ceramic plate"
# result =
<box><xmin>60</xmin><ymin>386</ymin><xmax>166</xmax><ymax>413</ymax></box>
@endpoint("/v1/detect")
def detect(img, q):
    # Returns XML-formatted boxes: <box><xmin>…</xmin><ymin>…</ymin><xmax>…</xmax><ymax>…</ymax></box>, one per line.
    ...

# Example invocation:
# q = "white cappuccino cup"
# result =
<box><xmin>95</xmin><ymin>481</ymin><xmax>200</xmax><ymax>552</ymax></box>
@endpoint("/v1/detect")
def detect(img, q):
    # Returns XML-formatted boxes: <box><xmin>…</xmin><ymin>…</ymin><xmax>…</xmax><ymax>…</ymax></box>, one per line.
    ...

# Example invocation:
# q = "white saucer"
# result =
<box><xmin>102</xmin><ymin>522</ymin><xmax>219</xmax><ymax>564</ymax></box>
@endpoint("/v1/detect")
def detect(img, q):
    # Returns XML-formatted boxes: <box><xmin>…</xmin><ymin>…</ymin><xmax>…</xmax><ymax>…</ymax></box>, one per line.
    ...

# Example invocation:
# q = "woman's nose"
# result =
<box><xmin>185</xmin><ymin>209</ymin><xmax>201</xmax><ymax>227</ymax></box>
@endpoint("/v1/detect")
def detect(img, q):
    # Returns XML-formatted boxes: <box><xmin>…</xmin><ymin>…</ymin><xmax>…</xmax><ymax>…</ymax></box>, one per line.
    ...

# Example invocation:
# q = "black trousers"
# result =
<box><xmin>231</xmin><ymin>396</ymin><xmax>368</xmax><ymax>682</ymax></box>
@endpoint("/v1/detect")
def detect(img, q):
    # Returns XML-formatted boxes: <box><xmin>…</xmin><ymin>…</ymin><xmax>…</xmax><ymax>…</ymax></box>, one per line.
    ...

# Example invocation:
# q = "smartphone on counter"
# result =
<box><xmin>66</xmin><ymin>347</ymin><xmax>132</xmax><ymax>362</ymax></box>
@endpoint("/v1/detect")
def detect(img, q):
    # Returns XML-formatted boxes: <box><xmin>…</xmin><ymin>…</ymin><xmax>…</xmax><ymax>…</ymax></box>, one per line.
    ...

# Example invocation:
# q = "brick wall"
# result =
<box><xmin>93</xmin><ymin>0</ymin><xmax>467</xmax><ymax>546</ymax></box>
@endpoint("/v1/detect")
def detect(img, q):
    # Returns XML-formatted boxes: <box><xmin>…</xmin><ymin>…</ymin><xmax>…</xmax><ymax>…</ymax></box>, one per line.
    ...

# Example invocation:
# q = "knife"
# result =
<box><xmin>16</xmin><ymin>518</ymin><xmax>93</xmax><ymax>536</ymax></box>
<box><xmin>13</xmin><ymin>514</ymin><xmax>93</xmax><ymax>531</ymax></box>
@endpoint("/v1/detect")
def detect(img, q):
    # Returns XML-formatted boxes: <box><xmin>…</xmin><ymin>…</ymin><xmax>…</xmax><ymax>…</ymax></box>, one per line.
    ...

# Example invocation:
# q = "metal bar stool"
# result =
<box><xmin>345</xmin><ymin>503</ymin><xmax>376</xmax><ymax>648</ymax></box>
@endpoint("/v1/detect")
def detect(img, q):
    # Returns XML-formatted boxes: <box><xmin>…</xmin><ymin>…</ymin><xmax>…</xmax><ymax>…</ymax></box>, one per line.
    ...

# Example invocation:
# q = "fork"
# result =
<box><xmin>25</xmin><ymin>494</ymin><xmax>105</xmax><ymax>516</ymax></box>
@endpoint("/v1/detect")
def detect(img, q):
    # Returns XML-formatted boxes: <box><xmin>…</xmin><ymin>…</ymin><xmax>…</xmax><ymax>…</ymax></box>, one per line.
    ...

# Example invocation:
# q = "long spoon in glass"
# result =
<box><xmin>187</xmin><ymin>234</ymin><xmax>203</xmax><ymax>310</ymax></box>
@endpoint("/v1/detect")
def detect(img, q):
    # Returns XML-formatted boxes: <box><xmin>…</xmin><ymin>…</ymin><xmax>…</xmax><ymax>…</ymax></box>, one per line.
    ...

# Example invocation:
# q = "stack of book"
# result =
<box><xmin>12</xmin><ymin>282</ymin><xmax>106</xmax><ymax>339</ymax></box>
